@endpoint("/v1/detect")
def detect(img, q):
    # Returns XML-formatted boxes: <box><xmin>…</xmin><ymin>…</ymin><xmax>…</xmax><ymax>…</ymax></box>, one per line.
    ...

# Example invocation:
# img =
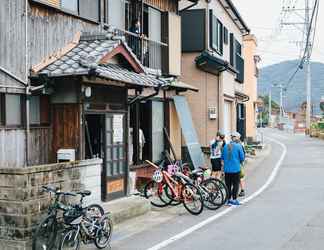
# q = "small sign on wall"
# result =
<box><xmin>113</xmin><ymin>114</ymin><xmax>123</xmax><ymax>143</ymax></box>
<box><xmin>107</xmin><ymin>179</ymin><xmax>124</xmax><ymax>193</ymax></box>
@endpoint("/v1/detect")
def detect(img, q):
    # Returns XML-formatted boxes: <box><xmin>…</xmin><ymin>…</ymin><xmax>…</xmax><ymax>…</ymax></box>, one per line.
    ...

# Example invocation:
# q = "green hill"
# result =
<box><xmin>258</xmin><ymin>60</ymin><xmax>324</xmax><ymax>115</ymax></box>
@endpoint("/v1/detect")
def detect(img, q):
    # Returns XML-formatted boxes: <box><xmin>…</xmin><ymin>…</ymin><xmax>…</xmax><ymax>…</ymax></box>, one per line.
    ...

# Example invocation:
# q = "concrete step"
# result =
<box><xmin>101</xmin><ymin>195</ymin><xmax>151</xmax><ymax>225</ymax></box>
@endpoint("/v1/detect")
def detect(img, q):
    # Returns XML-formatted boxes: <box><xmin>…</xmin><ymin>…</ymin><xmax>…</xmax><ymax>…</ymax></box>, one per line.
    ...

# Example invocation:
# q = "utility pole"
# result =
<box><xmin>279</xmin><ymin>85</ymin><xmax>283</xmax><ymax>119</ymax></box>
<box><xmin>281</xmin><ymin>0</ymin><xmax>317</xmax><ymax>131</ymax></box>
<box><xmin>269</xmin><ymin>88</ymin><xmax>272</xmax><ymax>127</ymax></box>
<box><xmin>305</xmin><ymin>0</ymin><xmax>312</xmax><ymax>130</ymax></box>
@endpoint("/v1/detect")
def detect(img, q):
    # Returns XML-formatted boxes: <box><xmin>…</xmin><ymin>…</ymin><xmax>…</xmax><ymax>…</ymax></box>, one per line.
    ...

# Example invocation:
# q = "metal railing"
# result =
<box><xmin>115</xmin><ymin>29</ymin><xmax>168</xmax><ymax>72</ymax></box>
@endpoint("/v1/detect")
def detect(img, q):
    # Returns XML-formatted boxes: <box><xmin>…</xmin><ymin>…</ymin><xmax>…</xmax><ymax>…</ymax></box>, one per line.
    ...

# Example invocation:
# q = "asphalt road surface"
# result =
<box><xmin>99</xmin><ymin>128</ymin><xmax>324</xmax><ymax>250</ymax></box>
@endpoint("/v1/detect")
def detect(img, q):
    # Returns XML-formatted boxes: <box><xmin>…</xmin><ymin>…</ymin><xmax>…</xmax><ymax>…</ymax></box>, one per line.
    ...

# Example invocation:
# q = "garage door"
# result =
<box><xmin>224</xmin><ymin>101</ymin><xmax>232</xmax><ymax>139</ymax></box>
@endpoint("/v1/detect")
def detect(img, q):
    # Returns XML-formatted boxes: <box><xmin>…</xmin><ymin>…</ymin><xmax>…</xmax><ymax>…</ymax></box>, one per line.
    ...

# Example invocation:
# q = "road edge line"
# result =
<box><xmin>146</xmin><ymin>136</ymin><xmax>287</xmax><ymax>250</ymax></box>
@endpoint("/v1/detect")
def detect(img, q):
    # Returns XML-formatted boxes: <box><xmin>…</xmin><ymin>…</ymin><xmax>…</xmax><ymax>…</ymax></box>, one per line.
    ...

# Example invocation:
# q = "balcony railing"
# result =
<box><xmin>115</xmin><ymin>29</ymin><xmax>168</xmax><ymax>73</ymax></box>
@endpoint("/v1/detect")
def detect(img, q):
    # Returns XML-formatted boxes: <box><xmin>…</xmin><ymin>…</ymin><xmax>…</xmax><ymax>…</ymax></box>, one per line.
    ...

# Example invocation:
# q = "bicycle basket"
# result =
<box><xmin>152</xmin><ymin>170</ymin><xmax>163</xmax><ymax>183</ymax></box>
<box><xmin>203</xmin><ymin>169</ymin><xmax>212</xmax><ymax>178</ymax></box>
<box><xmin>63</xmin><ymin>208</ymin><xmax>83</xmax><ymax>225</ymax></box>
<box><xmin>167</xmin><ymin>164</ymin><xmax>180</xmax><ymax>175</ymax></box>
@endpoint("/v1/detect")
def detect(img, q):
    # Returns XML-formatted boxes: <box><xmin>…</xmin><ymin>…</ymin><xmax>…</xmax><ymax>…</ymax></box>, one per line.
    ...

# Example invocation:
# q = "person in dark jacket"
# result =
<box><xmin>221</xmin><ymin>132</ymin><xmax>245</xmax><ymax>206</ymax></box>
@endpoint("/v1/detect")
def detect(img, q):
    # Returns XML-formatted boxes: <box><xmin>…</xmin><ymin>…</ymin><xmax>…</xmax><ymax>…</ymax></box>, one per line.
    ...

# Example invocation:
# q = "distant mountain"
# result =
<box><xmin>258</xmin><ymin>60</ymin><xmax>324</xmax><ymax>114</ymax></box>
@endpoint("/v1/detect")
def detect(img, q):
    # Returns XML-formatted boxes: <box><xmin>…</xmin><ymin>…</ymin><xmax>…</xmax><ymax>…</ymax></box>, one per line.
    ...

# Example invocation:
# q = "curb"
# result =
<box><xmin>102</xmin><ymin>195</ymin><xmax>151</xmax><ymax>225</ymax></box>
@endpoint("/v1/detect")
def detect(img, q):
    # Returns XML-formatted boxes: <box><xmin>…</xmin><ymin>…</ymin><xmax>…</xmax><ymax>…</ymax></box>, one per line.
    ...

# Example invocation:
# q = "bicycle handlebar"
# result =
<box><xmin>42</xmin><ymin>186</ymin><xmax>77</xmax><ymax>197</ymax></box>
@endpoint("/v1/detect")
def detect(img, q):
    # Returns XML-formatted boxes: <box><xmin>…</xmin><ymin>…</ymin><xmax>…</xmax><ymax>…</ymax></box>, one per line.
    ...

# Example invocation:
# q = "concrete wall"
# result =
<box><xmin>243</xmin><ymin>34</ymin><xmax>258</xmax><ymax>140</ymax></box>
<box><xmin>0</xmin><ymin>158</ymin><xmax>102</xmax><ymax>250</ymax></box>
<box><xmin>181</xmin><ymin>53</ymin><xmax>219</xmax><ymax>147</ymax></box>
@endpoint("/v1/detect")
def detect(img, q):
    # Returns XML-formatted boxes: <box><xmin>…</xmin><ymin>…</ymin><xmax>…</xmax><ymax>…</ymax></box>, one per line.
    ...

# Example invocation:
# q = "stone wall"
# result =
<box><xmin>0</xmin><ymin>158</ymin><xmax>102</xmax><ymax>250</ymax></box>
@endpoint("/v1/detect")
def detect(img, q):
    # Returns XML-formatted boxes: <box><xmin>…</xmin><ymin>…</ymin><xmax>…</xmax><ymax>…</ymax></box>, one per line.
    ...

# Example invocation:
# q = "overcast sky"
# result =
<box><xmin>233</xmin><ymin>0</ymin><xmax>324</xmax><ymax>67</ymax></box>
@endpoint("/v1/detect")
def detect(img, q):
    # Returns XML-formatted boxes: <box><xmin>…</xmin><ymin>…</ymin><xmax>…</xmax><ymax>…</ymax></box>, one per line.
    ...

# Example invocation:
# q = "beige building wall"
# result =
<box><xmin>243</xmin><ymin>34</ymin><xmax>258</xmax><ymax>140</ymax></box>
<box><xmin>181</xmin><ymin>53</ymin><xmax>219</xmax><ymax>147</ymax></box>
<box><xmin>169</xmin><ymin>102</ymin><xmax>182</xmax><ymax>160</ymax></box>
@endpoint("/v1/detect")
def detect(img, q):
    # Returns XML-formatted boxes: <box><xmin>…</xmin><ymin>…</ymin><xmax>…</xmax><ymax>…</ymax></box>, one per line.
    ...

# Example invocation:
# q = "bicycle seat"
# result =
<box><xmin>191</xmin><ymin>169</ymin><xmax>203</xmax><ymax>176</ymax></box>
<box><xmin>199</xmin><ymin>166</ymin><xmax>209</xmax><ymax>171</ymax></box>
<box><xmin>77</xmin><ymin>190</ymin><xmax>91</xmax><ymax>197</ymax></box>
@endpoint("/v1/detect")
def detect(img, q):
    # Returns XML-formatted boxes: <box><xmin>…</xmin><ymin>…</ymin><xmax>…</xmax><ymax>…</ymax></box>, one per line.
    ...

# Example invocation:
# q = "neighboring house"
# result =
<box><xmin>243</xmin><ymin>34</ymin><xmax>260</xmax><ymax>141</ymax></box>
<box><xmin>179</xmin><ymin>0</ymin><xmax>250</xmax><ymax>146</ymax></box>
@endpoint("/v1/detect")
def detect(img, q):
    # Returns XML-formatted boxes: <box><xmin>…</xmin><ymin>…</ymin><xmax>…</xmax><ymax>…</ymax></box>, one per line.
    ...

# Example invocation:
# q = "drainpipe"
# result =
<box><xmin>206</xmin><ymin>0</ymin><xmax>211</xmax><ymax>50</ymax></box>
<box><xmin>25</xmin><ymin>0</ymin><xmax>30</xmax><ymax>167</ymax></box>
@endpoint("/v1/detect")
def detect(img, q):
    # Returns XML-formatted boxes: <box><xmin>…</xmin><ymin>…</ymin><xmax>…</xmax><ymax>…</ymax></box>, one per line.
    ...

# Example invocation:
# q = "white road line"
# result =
<box><xmin>147</xmin><ymin>136</ymin><xmax>287</xmax><ymax>250</ymax></box>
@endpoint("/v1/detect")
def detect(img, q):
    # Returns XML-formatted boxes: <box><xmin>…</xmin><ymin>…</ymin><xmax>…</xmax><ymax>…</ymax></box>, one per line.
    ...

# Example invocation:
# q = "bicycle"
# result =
<box><xmin>59</xmin><ymin>205</ymin><xmax>112</xmax><ymax>249</ymax></box>
<box><xmin>144</xmin><ymin>160</ymin><xmax>204</xmax><ymax>215</ymax></box>
<box><xmin>32</xmin><ymin>186</ymin><xmax>104</xmax><ymax>250</ymax></box>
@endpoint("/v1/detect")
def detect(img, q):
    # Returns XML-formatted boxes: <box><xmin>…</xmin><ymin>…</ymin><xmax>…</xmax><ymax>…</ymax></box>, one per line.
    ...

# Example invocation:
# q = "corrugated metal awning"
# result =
<box><xmin>172</xmin><ymin>96</ymin><xmax>205</xmax><ymax>169</ymax></box>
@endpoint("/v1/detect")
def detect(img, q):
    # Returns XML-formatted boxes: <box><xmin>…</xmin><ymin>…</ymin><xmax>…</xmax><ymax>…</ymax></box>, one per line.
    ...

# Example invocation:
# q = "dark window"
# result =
<box><xmin>79</xmin><ymin>0</ymin><xmax>99</xmax><ymax>22</ymax></box>
<box><xmin>61</xmin><ymin>0</ymin><xmax>78</xmax><ymax>13</ymax></box>
<box><xmin>224</xmin><ymin>27</ymin><xmax>228</xmax><ymax>45</ymax></box>
<box><xmin>30</xmin><ymin>96</ymin><xmax>40</xmax><ymax>125</ymax></box>
<box><xmin>5</xmin><ymin>94</ymin><xmax>22</xmax><ymax>126</ymax></box>
<box><xmin>209</xmin><ymin>10</ymin><xmax>223</xmax><ymax>55</ymax></box>
<box><xmin>0</xmin><ymin>93</ymin><xmax>4</xmax><ymax>125</ymax></box>
<box><xmin>31</xmin><ymin>0</ymin><xmax>100</xmax><ymax>22</ymax></box>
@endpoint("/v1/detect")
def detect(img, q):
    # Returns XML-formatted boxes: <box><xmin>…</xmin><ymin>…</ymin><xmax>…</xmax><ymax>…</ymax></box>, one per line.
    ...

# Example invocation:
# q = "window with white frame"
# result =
<box><xmin>209</xmin><ymin>10</ymin><xmax>223</xmax><ymax>55</ymax></box>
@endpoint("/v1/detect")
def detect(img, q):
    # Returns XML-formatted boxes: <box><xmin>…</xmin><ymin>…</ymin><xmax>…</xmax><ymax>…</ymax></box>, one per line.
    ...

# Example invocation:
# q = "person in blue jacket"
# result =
<box><xmin>221</xmin><ymin>132</ymin><xmax>245</xmax><ymax>206</ymax></box>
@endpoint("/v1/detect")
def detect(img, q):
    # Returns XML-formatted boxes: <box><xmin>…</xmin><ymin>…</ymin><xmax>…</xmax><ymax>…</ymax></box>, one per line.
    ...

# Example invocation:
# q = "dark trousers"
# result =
<box><xmin>225</xmin><ymin>172</ymin><xmax>240</xmax><ymax>200</ymax></box>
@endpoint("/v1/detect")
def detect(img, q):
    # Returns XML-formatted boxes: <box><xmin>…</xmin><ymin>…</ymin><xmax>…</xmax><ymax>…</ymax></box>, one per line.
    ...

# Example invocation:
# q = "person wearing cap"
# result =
<box><xmin>221</xmin><ymin>132</ymin><xmax>245</xmax><ymax>206</ymax></box>
<box><xmin>210</xmin><ymin>131</ymin><xmax>226</xmax><ymax>179</ymax></box>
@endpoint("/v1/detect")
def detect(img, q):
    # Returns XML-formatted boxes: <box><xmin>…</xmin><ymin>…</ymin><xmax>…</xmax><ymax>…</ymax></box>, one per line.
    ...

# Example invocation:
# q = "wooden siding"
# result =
<box><xmin>0</xmin><ymin>129</ymin><xmax>26</xmax><ymax>168</ymax></box>
<box><xmin>28</xmin><ymin>4</ymin><xmax>102</xmax><ymax>69</ymax></box>
<box><xmin>29</xmin><ymin>127</ymin><xmax>52</xmax><ymax>165</ymax></box>
<box><xmin>52</xmin><ymin>104</ymin><xmax>80</xmax><ymax>161</ymax></box>
<box><xmin>144</xmin><ymin>0</ymin><xmax>178</xmax><ymax>12</ymax></box>
<box><xmin>0</xmin><ymin>0</ymin><xmax>27</xmax><ymax>88</ymax></box>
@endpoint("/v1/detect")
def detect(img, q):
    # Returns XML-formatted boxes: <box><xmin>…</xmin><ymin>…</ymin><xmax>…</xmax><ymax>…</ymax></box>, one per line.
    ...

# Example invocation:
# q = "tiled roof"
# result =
<box><xmin>96</xmin><ymin>64</ymin><xmax>164</xmax><ymax>87</ymax></box>
<box><xmin>36</xmin><ymin>31</ymin><xmax>163</xmax><ymax>87</ymax></box>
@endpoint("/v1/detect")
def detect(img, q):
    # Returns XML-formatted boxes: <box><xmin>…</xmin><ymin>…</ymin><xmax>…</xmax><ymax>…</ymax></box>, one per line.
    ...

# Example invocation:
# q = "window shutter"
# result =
<box><xmin>219</xmin><ymin>20</ymin><xmax>223</xmax><ymax>54</ymax></box>
<box><xmin>224</xmin><ymin>27</ymin><xmax>228</xmax><ymax>44</ymax></box>
<box><xmin>230</xmin><ymin>33</ymin><xmax>234</xmax><ymax>66</ymax></box>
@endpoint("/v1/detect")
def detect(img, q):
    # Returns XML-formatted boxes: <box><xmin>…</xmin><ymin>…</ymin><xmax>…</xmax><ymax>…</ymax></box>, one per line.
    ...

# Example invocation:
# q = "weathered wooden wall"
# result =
<box><xmin>0</xmin><ymin>129</ymin><xmax>26</xmax><ymax>168</ymax></box>
<box><xmin>0</xmin><ymin>0</ymin><xmax>27</xmax><ymax>89</ymax></box>
<box><xmin>52</xmin><ymin>104</ymin><xmax>81</xmax><ymax>161</ymax></box>
<box><xmin>28</xmin><ymin>127</ymin><xmax>52</xmax><ymax>165</ymax></box>
<box><xmin>0</xmin><ymin>128</ymin><xmax>52</xmax><ymax>168</ymax></box>
<box><xmin>28</xmin><ymin>3</ymin><xmax>102</xmax><ymax>69</ymax></box>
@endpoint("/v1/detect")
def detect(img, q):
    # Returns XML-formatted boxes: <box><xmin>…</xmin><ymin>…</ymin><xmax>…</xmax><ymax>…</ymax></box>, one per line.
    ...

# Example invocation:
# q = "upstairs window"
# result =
<box><xmin>209</xmin><ymin>10</ymin><xmax>223</xmax><ymax>55</ymax></box>
<box><xmin>0</xmin><ymin>94</ymin><xmax>4</xmax><ymax>126</ymax></box>
<box><xmin>61</xmin><ymin>0</ymin><xmax>78</xmax><ymax>13</ymax></box>
<box><xmin>31</xmin><ymin>0</ymin><xmax>100</xmax><ymax>22</ymax></box>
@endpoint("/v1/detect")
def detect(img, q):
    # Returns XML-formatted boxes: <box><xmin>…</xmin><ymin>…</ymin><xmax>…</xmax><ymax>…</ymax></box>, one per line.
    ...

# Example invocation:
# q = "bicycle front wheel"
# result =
<box><xmin>201</xmin><ymin>179</ymin><xmax>224</xmax><ymax>210</ymax></box>
<box><xmin>144</xmin><ymin>180</ymin><xmax>171</xmax><ymax>207</ymax></box>
<box><xmin>59</xmin><ymin>228</ymin><xmax>80</xmax><ymax>250</ymax></box>
<box><xmin>95</xmin><ymin>214</ymin><xmax>113</xmax><ymax>249</ymax></box>
<box><xmin>181</xmin><ymin>183</ymin><xmax>204</xmax><ymax>215</ymax></box>
<box><xmin>32</xmin><ymin>215</ymin><xmax>58</xmax><ymax>250</ymax></box>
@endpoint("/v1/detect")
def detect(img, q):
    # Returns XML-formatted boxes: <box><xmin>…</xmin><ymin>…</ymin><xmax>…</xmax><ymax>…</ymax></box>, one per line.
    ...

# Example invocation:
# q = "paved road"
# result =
<box><xmin>105</xmin><ymin>129</ymin><xmax>324</xmax><ymax>250</ymax></box>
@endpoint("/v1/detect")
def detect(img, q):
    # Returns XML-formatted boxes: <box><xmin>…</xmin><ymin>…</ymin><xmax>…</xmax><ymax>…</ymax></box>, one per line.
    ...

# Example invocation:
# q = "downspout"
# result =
<box><xmin>206</xmin><ymin>0</ymin><xmax>211</xmax><ymax>50</ymax></box>
<box><xmin>25</xmin><ymin>0</ymin><xmax>30</xmax><ymax>167</ymax></box>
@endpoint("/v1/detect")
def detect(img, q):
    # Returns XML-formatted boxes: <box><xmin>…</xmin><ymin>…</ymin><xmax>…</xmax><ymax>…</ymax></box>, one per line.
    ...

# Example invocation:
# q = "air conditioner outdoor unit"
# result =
<box><xmin>57</xmin><ymin>149</ymin><xmax>76</xmax><ymax>162</ymax></box>
<box><xmin>208</xmin><ymin>107</ymin><xmax>217</xmax><ymax>120</ymax></box>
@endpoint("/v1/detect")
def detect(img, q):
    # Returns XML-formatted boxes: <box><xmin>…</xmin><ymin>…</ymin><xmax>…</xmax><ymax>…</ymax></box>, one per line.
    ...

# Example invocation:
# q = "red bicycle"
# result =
<box><xmin>144</xmin><ymin>160</ymin><xmax>204</xmax><ymax>215</ymax></box>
